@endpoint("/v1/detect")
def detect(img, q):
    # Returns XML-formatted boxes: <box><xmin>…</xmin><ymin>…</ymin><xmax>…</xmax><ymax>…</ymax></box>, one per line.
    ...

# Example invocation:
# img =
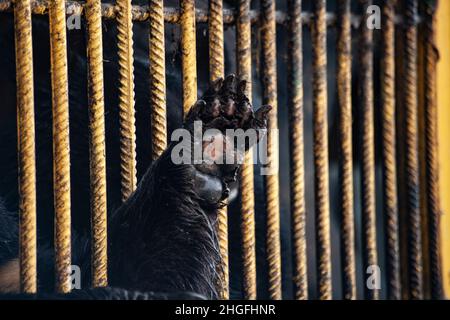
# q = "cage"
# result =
<box><xmin>0</xmin><ymin>0</ymin><xmax>448</xmax><ymax>300</ymax></box>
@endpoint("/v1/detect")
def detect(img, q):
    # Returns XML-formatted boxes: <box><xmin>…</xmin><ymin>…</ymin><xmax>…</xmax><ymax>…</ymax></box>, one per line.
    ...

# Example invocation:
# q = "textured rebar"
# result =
<box><xmin>149</xmin><ymin>0</ymin><xmax>167</xmax><ymax>160</ymax></box>
<box><xmin>180</xmin><ymin>0</ymin><xmax>197</xmax><ymax>115</ymax></box>
<box><xmin>312</xmin><ymin>0</ymin><xmax>332</xmax><ymax>300</ymax></box>
<box><xmin>85</xmin><ymin>0</ymin><xmax>108</xmax><ymax>288</ymax></box>
<box><xmin>261</xmin><ymin>0</ymin><xmax>282</xmax><ymax>300</ymax></box>
<box><xmin>116</xmin><ymin>0</ymin><xmax>137</xmax><ymax>202</ymax></box>
<box><xmin>216</xmin><ymin>205</ymin><xmax>229</xmax><ymax>300</ymax></box>
<box><xmin>394</xmin><ymin>21</ymin><xmax>410</xmax><ymax>300</ymax></box>
<box><xmin>14</xmin><ymin>0</ymin><xmax>37</xmax><ymax>294</ymax></box>
<box><xmin>423</xmin><ymin>0</ymin><xmax>442</xmax><ymax>300</ymax></box>
<box><xmin>49</xmin><ymin>0</ymin><xmax>72</xmax><ymax>293</ymax></box>
<box><xmin>288</xmin><ymin>0</ymin><xmax>307</xmax><ymax>301</ymax></box>
<box><xmin>417</xmin><ymin>15</ymin><xmax>429</xmax><ymax>299</ymax></box>
<box><xmin>381</xmin><ymin>0</ymin><xmax>401</xmax><ymax>300</ymax></box>
<box><xmin>359</xmin><ymin>0</ymin><xmax>378</xmax><ymax>300</ymax></box>
<box><xmin>240</xmin><ymin>149</ymin><xmax>256</xmax><ymax>299</ymax></box>
<box><xmin>404</xmin><ymin>0</ymin><xmax>423</xmax><ymax>300</ymax></box>
<box><xmin>337</xmin><ymin>0</ymin><xmax>356</xmax><ymax>300</ymax></box>
<box><xmin>0</xmin><ymin>1</ymin><xmax>426</xmax><ymax>26</ymax></box>
<box><xmin>208</xmin><ymin>0</ymin><xmax>228</xmax><ymax>300</ymax></box>
<box><xmin>237</xmin><ymin>0</ymin><xmax>256</xmax><ymax>300</ymax></box>
<box><xmin>209</xmin><ymin>0</ymin><xmax>224</xmax><ymax>80</ymax></box>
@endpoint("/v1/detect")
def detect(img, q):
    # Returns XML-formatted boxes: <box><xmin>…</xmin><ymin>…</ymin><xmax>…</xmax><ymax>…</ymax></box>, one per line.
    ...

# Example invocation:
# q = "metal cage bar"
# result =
<box><xmin>208</xmin><ymin>0</ymin><xmax>224</xmax><ymax>80</ymax></box>
<box><xmin>208</xmin><ymin>0</ymin><xmax>229</xmax><ymax>300</ymax></box>
<box><xmin>423</xmin><ymin>0</ymin><xmax>443</xmax><ymax>300</ymax></box>
<box><xmin>312</xmin><ymin>0</ymin><xmax>332</xmax><ymax>300</ymax></box>
<box><xmin>14</xmin><ymin>0</ymin><xmax>37</xmax><ymax>294</ymax></box>
<box><xmin>116</xmin><ymin>0</ymin><xmax>137</xmax><ymax>202</ymax></box>
<box><xmin>85</xmin><ymin>0</ymin><xmax>108</xmax><ymax>288</ymax></box>
<box><xmin>359</xmin><ymin>0</ymin><xmax>378</xmax><ymax>300</ymax></box>
<box><xmin>381</xmin><ymin>0</ymin><xmax>401</xmax><ymax>300</ymax></box>
<box><xmin>261</xmin><ymin>0</ymin><xmax>282</xmax><ymax>300</ymax></box>
<box><xmin>404</xmin><ymin>0</ymin><xmax>424</xmax><ymax>300</ymax></box>
<box><xmin>0</xmin><ymin>1</ymin><xmax>428</xmax><ymax>26</ymax></box>
<box><xmin>288</xmin><ymin>0</ymin><xmax>308</xmax><ymax>301</ymax></box>
<box><xmin>337</xmin><ymin>0</ymin><xmax>356</xmax><ymax>301</ymax></box>
<box><xmin>0</xmin><ymin>1</ymin><xmax>301</xmax><ymax>24</ymax></box>
<box><xmin>216</xmin><ymin>207</ymin><xmax>229</xmax><ymax>300</ymax></box>
<box><xmin>149</xmin><ymin>0</ymin><xmax>167</xmax><ymax>160</ymax></box>
<box><xmin>49</xmin><ymin>0</ymin><xmax>72</xmax><ymax>293</ymax></box>
<box><xmin>237</xmin><ymin>0</ymin><xmax>257</xmax><ymax>301</ymax></box>
<box><xmin>180</xmin><ymin>0</ymin><xmax>197</xmax><ymax>115</ymax></box>
<box><xmin>6</xmin><ymin>0</ymin><xmax>443</xmax><ymax>300</ymax></box>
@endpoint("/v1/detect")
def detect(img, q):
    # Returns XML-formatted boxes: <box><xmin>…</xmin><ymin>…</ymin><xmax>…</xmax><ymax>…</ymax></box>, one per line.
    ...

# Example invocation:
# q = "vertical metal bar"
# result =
<box><xmin>337</xmin><ymin>0</ymin><xmax>355</xmax><ymax>300</ymax></box>
<box><xmin>381</xmin><ymin>0</ymin><xmax>401</xmax><ymax>300</ymax></box>
<box><xmin>288</xmin><ymin>0</ymin><xmax>307</xmax><ymax>300</ymax></box>
<box><xmin>180</xmin><ymin>0</ymin><xmax>197</xmax><ymax>115</ymax></box>
<box><xmin>85</xmin><ymin>0</ymin><xmax>108</xmax><ymax>288</ymax></box>
<box><xmin>423</xmin><ymin>0</ymin><xmax>443</xmax><ymax>300</ymax></box>
<box><xmin>261</xmin><ymin>0</ymin><xmax>282</xmax><ymax>300</ymax></box>
<box><xmin>312</xmin><ymin>0</ymin><xmax>332</xmax><ymax>300</ymax></box>
<box><xmin>208</xmin><ymin>0</ymin><xmax>229</xmax><ymax>300</ymax></box>
<box><xmin>395</xmin><ymin>15</ymin><xmax>410</xmax><ymax>300</ymax></box>
<box><xmin>237</xmin><ymin>0</ymin><xmax>257</xmax><ymax>300</ymax></box>
<box><xmin>216</xmin><ymin>203</ymin><xmax>229</xmax><ymax>300</ymax></box>
<box><xmin>359</xmin><ymin>0</ymin><xmax>378</xmax><ymax>300</ymax></box>
<box><xmin>149</xmin><ymin>0</ymin><xmax>167</xmax><ymax>160</ymax></box>
<box><xmin>14</xmin><ymin>0</ymin><xmax>37</xmax><ymax>294</ymax></box>
<box><xmin>49</xmin><ymin>0</ymin><xmax>72</xmax><ymax>293</ymax></box>
<box><xmin>417</xmin><ymin>10</ymin><xmax>429</xmax><ymax>298</ymax></box>
<box><xmin>209</xmin><ymin>0</ymin><xmax>224</xmax><ymax>79</ymax></box>
<box><xmin>116</xmin><ymin>0</ymin><xmax>137</xmax><ymax>201</ymax></box>
<box><xmin>404</xmin><ymin>0</ymin><xmax>424</xmax><ymax>300</ymax></box>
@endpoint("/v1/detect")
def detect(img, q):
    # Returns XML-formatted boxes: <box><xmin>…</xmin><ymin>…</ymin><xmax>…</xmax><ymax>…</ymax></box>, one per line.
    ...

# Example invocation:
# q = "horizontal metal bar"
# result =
<box><xmin>0</xmin><ymin>0</ymin><xmax>423</xmax><ymax>26</ymax></box>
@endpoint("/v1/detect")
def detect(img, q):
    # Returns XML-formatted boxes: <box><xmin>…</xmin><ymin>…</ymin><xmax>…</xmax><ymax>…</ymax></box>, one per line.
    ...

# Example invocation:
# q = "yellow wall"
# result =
<box><xmin>437</xmin><ymin>0</ymin><xmax>450</xmax><ymax>298</ymax></box>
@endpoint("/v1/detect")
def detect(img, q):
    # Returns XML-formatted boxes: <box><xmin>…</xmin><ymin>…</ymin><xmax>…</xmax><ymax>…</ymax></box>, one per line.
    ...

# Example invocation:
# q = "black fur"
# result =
<box><xmin>0</xmin><ymin>201</ymin><xmax>18</xmax><ymax>264</ymax></box>
<box><xmin>108</xmin><ymin>148</ymin><xmax>222</xmax><ymax>298</ymax></box>
<box><xmin>0</xmin><ymin>74</ymin><xmax>269</xmax><ymax>300</ymax></box>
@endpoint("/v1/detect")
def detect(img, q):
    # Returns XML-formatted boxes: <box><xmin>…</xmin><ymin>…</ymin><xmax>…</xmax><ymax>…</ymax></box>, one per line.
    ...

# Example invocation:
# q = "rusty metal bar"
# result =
<box><xmin>0</xmin><ymin>1</ymin><xmax>426</xmax><ymax>26</ymax></box>
<box><xmin>359</xmin><ymin>0</ymin><xmax>378</xmax><ymax>300</ymax></box>
<box><xmin>261</xmin><ymin>0</ymin><xmax>282</xmax><ymax>301</ymax></box>
<box><xmin>237</xmin><ymin>0</ymin><xmax>257</xmax><ymax>301</ymax></box>
<box><xmin>209</xmin><ymin>0</ymin><xmax>224</xmax><ymax>80</ymax></box>
<box><xmin>0</xmin><ymin>1</ymin><xmax>293</xmax><ymax>23</ymax></box>
<box><xmin>417</xmin><ymin>10</ymin><xmax>429</xmax><ymax>299</ymax></box>
<box><xmin>288</xmin><ymin>0</ymin><xmax>307</xmax><ymax>301</ymax></box>
<box><xmin>423</xmin><ymin>0</ymin><xmax>442</xmax><ymax>300</ymax></box>
<box><xmin>116</xmin><ymin>0</ymin><xmax>137</xmax><ymax>201</ymax></box>
<box><xmin>85</xmin><ymin>0</ymin><xmax>108</xmax><ymax>288</ymax></box>
<box><xmin>381</xmin><ymin>0</ymin><xmax>401</xmax><ymax>300</ymax></box>
<box><xmin>149</xmin><ymin>0</ymin><xmax>167</xmax><ymax>160</ymax></box>
<box><xmin>312</xmin><ymin>0</ymin><xmax>332</xmax><ymax>300</ymax></box>
<box><xmin>49</xmin><ymin>0</ymin><xmax>72</xmax><ymax>293</ymax></box>
<box><xmin>337</xmin><ymin>0</ymin><xmax>355</xmax><ymax>301</ymax></box>
<box><xmin>180</xmin><ymin>0</ymin><xmax>197</xmax><ymax>115</ymax></box>
<box><xmin>14</xmin><ymin>0</ymin><xmax>37</xmax><ymax>294</ymax></box>
<box><xmin>208</xmin><ymin>0</ymin><xmax>229</xmax><ymax>300</ymax></box>
<box><xmin>394</xmin><ymin>15</ymin><xmax>409</xmax><ymax>300</ymax></box>
<box><xmin>404</xmin><ymin>0</ymin><xmax>424</xmax><ymax>300</ymax></box>
<box><xmin>216</xmin><ymin>203</ymin><xmax>229</xmax><ymax>300</ymax></box>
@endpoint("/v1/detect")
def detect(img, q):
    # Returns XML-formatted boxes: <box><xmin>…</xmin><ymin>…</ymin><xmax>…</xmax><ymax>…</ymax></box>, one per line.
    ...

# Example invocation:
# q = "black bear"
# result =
<box><xmin>0</xmin><ymin>74</ymin><xmax>270</xmax><ymax>299</ymax></box>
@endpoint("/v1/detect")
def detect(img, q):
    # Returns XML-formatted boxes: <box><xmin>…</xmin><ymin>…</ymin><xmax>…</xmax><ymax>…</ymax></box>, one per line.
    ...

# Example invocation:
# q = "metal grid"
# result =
<box><xmin>3</xmin><ymin>0</ymin><xmax>442</xmax><ymax>300</ymax></box>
